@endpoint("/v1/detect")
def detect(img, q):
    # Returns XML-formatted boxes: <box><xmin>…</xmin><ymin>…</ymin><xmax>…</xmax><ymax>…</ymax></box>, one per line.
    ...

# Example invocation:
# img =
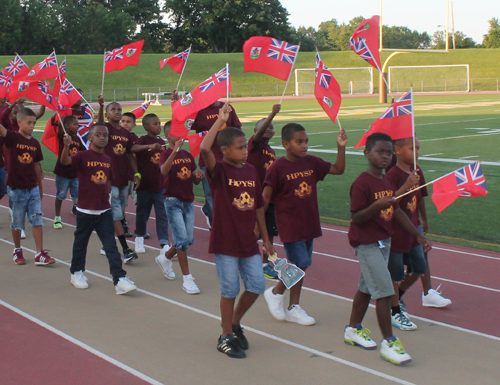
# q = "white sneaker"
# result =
<box><xmin>344</xmin><ymin>324</ymin><xmax>377</xmax><ymax>350</ymax></box>
<box><xmin>264</xmin><ymin>287</ymin><xmax>285</xmax><ymax>320</ymax></box>
<box><xmin>182</xmin><ymin>274</ymin><xmax>200</xmax><ymax>294</ymax></box>
<box><xmin>155</xmin><ymin>254</ymin><xmax>175</xmax><ymax>280</ymax></box>
<box><xmin>135</xmin><ymin>236</ymin><xmax>146</xmax><ymax>254</ymax></box>
<box><xmin>71</xmin><ymin>271</ymin><xmax>89</xmax><ymax>289</ymax></box>
<box><xmin>380</xmin><ymin>337</ymin><xmax>412</xmax><ymax>365</ymax></box>
<box><xmin>391</xmin><ymin>312</ymin><xmax>417</xmax><ymax>331</ymax></box>
<box><xmin>20</xmin><ymin>229</ymin><xmax>26</xmax><ymax>239</ymax></box>
<box><xmin>285</xmin><ymin>304</ymin><xmax>316</xmax><ymax>325</ymax></box>
<box><xmin>100</xmin><ymin>247</ymin><xmax>106</xmax><ymax>256</ymax></box>
<box><xmin>422</xmin><ymin>285</ymin><xmax>452</xmax><ymax>308</ymax></box>
<box><xmin>115</xmin><ymin>277</ymin><xmax>137</xmax><ymax>295</ymax></box>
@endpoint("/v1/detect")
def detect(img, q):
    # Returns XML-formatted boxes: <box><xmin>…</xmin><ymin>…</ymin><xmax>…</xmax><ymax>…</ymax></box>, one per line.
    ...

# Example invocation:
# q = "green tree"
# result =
<box><xmin>0</xmin><ymin>0</ymin><xmax>24</xmax><ymax>55</ymax></box>
<box><xmin>432</xmin><ymin>30</ymin><xmax>476</xmax><ymax>49</ymax></box>
<box><xmin>164</xmin><ymin>0</ymin><xmax>291</xmax><ymax>53</ymax></box>
<box><xmin>483</xmin><ymin>17</ymin><xmax>500</xmax><ymax>48</ymax></box>
<box><xmin>382</xmin><ymin>26</ymin><xmax>430</xmax><ymax>49</ymax></box>
<box><xmin>318</xmin><ymin>19</ymin><xmax>342</xmax><ymax>51</ymax></box>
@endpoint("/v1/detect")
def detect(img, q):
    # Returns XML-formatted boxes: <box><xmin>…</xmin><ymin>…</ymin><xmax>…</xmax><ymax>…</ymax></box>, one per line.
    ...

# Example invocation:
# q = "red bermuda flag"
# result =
<box><xmin>160</xmin><ymin>47</ymin><xmax>191</xmax><ymax>74</ymax></box>
<box><xmin>243</xmin><ymin>36</ymin><xmax>299</xmax><ymax>81</ymax></box>
<box><xmin>431</xmin><ymin>161</ymin><xmax>488</xmax><ymax>213</ymax></box>
<box><xmin>354</xmin><ymin>90</ymin><xmax>413</xmax><ymax>148</ymax></box>
<box><xmin>8</xmin><ymin>80</ymin><xmax>56</xmax><ymax>109</ymax></box>
<box><xmin>314</xmin><ymin>52</ymin><xmax>341</xmax><ymax>123</ymax></box>
<box><xmin>26</xmin><ymin>51</ymin><xmax>59</xmax><ymax>81</ymax></box>
<box><xmin>51</xmin><ymin>60</ymin><xmax>67</xmax><ymax>96</ymax></box>
<box><xmin>349</xmin><ymin>16</ymin><xmax>382</xmax><ymax>72</ymax></box>
<box><xmin>0</xmin><ymin>70</ymin><xmax>12</xmax><ymax>98</ymax></box>
<box><xmin>170</xmin><ymin>111</ymin><xmax>197</xmax><ymax>139</ymax></box>
<box><xmin>187</xmin><ymin>130</ymin><xmax>208</xmax><ymax>159</ymax></box>
<box><xmin>42</xmin><ymin>119</ymin><xmax>61</xmax><ymax>156</ymax></box>
<box><xmin>130</xmin><ymin>101</ymin><xmax>152</xmax><ymax>119</ymax></box>
<box><xmin>4</xmin><ymin>54</ymin><xmax>30</xmax><ymax>80</ymax></box>
<box><xmin>105</xmin><ymin>40</ymin><xmax>144</xmax><ymax>73</ymax></box>
<box><xmin>58</xmin><ymin>79</ymin><xmax>83</xmax><ymax>108</ymax></box>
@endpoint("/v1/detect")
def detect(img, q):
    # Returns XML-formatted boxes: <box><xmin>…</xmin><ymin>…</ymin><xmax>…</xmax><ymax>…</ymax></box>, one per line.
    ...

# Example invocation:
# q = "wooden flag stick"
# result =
<box><xmin>395</xmin><ymin>180</ymin><xmax>432</xmax><ymax>200</ymax></box>
<box><xmin>279</xmin><ymin>42</ymin><xmax>301</xmax><ymax>104</ymax></box>
<box><xmin>55</xmin><ymin>110</ymin><xmax>67</xmax><ymax>134</ymax></box>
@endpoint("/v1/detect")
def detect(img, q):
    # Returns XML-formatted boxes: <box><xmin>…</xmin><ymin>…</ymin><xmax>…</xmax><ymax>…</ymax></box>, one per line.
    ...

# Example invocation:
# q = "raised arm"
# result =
<box><xmin>0</xmin><ymin>123</ymin><xmax>7</xmax><ymax>137</ymax></box>
<box><xmin>61</xmin><ymin>133</ymin><xmax>73</xmax><ymax>165</ymax></box>
<box><xmin>97</xmin><ymin>94</ymin><xmax>105</xmax><ymax>123</ymax></box>
<box><xmin>329</xmin><ymin>127</ymin><xmax>347</xmax><ymax>175</ymax></box>
<box><xmin>159</xmin><ymin>139</ymin><xmax>183</xmax><ymax>176</ymax></box>
<box><xmin>254</xmin><ymin>104</ymin><xmax>280</xmax><ymax>143</ymax></box>
<box><xmin>36</xmin><ymin>105</ymin><xmax>46</xmax><ymax>120</ymax></box>
<box><xmin>200</xmin><ymin>102</ymin><xmax>231</xmax><ymax>177</ymax></box>
<box><xmin>131</xmin><ymin>142</ymin><xmax>162</xmax><ymax>153</ymax></box>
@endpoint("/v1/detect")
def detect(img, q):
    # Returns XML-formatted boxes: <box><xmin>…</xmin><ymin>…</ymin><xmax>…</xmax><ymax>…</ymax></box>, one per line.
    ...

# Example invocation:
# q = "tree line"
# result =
<box><xmin>1</xmin><ymin>0</ymin><xmax>499</xmax><ymax>55</ymax></box>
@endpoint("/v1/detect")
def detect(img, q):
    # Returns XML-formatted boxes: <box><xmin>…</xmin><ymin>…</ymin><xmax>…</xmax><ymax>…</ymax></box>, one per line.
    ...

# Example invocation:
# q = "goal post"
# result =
<box><xmin>295</xmin><ymin>67</ymin><xmax>374</xmax><ymax>96</ymax></box>
<box><xmin>388</xmin><ymin>64</ymin><xmax>470</xmax><ymax>93</ymax></box>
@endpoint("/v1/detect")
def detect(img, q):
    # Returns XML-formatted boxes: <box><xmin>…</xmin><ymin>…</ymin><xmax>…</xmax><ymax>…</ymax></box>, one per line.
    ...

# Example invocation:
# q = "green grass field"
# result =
<box><xmin>32</xmin><ymin>93</ymin><xmax>500</xmax><ymax>252</ymax></box>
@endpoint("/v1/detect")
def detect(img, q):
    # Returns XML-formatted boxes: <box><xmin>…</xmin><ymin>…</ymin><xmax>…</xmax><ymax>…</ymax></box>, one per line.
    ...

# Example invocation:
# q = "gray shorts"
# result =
<box><xmin>353</xmin><ymin>238</ymin><xmax>395</xmax><ymax>300</ymax></box>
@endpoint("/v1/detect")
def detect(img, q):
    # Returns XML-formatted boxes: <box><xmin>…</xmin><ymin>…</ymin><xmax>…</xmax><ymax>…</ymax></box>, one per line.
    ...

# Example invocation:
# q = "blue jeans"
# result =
<box><xmin>0</xmin><ymin>167</ymin><xmax>6</xmax><ymax>196</ymax></box>
<box><xmin>55</xmin><ymin>175</ymin><xmax>78</xmax><ymax>200</ymax></box>
<box><xmin>200</xmin><ymin>166</ymin><xmax>213</xmax><ymax>226</ymax></box>
<box><xmin>164</xmin><ymin>197</ymin><xmax>194</xmax><ymax>251</ymax></box>
<box><xmin>111</xmin><ymin>186</ymin><xmax>128</xmax><ymax>221</ymax></box>
<box><xmin>283</xmin><ymin>239</ymin><xmax>314</xmax><ymax>268</ymax></box>
<box><xmin>135</xmin><ymin>190</ymin><xmax>169</xmax><ymax>245</ymax></box>
<box><xmin>71</xmin><ymin>210</ymin><xmax>126</xmax><ymax>284</ymax></box>
<box><xmin>215</xmin><ymin>254</ymin><xmax>265</xmax><ymax>299</ymax></box>
<box><xmin>7</xmin><ymin>186</ymin><xmax>44</xmax><ymax>230</ymax></box>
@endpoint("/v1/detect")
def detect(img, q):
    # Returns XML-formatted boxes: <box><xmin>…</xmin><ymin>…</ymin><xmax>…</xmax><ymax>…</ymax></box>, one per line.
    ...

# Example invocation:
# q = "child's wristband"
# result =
<box><xmin>134</xmin><ymin>173</ymin><xmax>141</xmax><ymax>179</ymax></box>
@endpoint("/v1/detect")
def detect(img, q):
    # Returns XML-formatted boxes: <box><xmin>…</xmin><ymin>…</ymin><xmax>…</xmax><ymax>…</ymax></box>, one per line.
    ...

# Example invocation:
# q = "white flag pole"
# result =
<box><xmin>175</xmin><ymin>45</ymin><xmax>191</xmax><ymax>91</ymax></box>
<box><xmin>279</xmin><ymin>42</ymin><xmax>301</xmax><ymax>105</ymax></box>
<box><xmin>101</xmin><ymin>48</ymin><xmax>106</xmax><ymax>96</ymax></box>
<box><xmin>226</xmin><ymin>62</ymin><xmax>230</xmax><ymax>103</ymax></box>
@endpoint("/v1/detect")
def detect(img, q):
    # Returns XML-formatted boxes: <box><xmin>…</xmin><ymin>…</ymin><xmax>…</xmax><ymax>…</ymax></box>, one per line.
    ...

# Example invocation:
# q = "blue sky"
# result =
<box><xmin>280</xmin><ymin>0</ymin><xmax>499</xmax><ymax>44</ymax></box>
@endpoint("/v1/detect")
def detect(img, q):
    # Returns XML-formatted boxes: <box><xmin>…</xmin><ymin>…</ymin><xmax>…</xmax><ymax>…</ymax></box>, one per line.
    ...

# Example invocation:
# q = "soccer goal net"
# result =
<box><xmin>388</xmin><ymin>64</ymin><xmax>470</xmax><ymax>93</ymax></box>
<box><xmin>295</xmin><ymin>67</ymin><xmax>374</xmax><ymax>96</ymax></box>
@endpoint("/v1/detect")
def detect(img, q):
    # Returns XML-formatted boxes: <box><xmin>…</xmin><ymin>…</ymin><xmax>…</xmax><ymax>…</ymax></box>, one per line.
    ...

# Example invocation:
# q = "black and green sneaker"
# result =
<box><xmin>232</xmin><ymin>324</ymin><xmax>249</xmax><ymax>350</ymax></box>
<box><xmin>124</xmin><ymin>248</ymin><xmax>138</xmax><ymax>264</ymax></box>
<box><xmin>217</xmin><ymin>334</ymin><xmax>246</xmax><ymax>358</ymax></box>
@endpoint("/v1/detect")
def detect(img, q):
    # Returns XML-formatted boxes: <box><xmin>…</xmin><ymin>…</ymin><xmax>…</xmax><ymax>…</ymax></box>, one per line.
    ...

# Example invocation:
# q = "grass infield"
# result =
<box><xmin>33</xmin><ymin>93</ymin><xmax>500</xmax><ymax>252</ymax></box>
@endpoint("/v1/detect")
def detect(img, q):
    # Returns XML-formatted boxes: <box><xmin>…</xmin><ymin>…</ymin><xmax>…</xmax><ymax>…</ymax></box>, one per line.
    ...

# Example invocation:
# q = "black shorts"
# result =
<box><xmin>265</xmin><ymin>203</ymin><xmax>279</xmax><ymax>238</ymax></box>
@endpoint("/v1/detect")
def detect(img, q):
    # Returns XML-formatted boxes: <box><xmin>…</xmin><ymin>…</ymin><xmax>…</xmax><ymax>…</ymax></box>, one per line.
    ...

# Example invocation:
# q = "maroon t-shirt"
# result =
<box><xmin>247</xmin><ymin>135</ymin><xmax>276</xmax><ymax>185</ymax></box>
<box><xmin>104</xmin><ymin>123</ymin><xmax>133</xmax><ymax>187</ymax></box>
<box><xmin>0</xmin><ymin>136</ymin><xmax>4</xmax><ymax>168</ymax></box>
<box><xmin>127</xmin><ymin>132</ymin><xmax>138</xmax><ymax>182</ymax></box>
<box><xmin>53</xmin><ymin>134</ymin><xmax>84</xmax><ymax>179</ymax></box>
<box><xmin>71</xmin><ymin>150</ymin><xmax>112</xmax><ymax>211</ymax></box>
<box><xmin>3</xmin><ymin>131</ymin><xmax>43</xmax><ymax>189</ymax></box>
<box><xmin>264</xmin><ymin>155</ymin><xmax>331</xmax><ymax>243</ymax></box>
<box><xmin>348</xmin><ymin>172</ymin><xmax>399</xmax><ymax>248</ymax></box>
<box><xmin>135</xmin><ymin>135</ymin><xmax>166</xmax><ymax>192</ymax></box>
<box><xmin>160</xmin><ymin>148</ymin><xmax>197</xmax><ymax>202</ymax></box>
<box><xmin>191</xmin><ymin>103</ymin><xmax>241</xmax><ymax>167</ymax></box>
<box><xmin>385</xmin><ymin>165</ymin><xmax>428</xmax><ymax>252</ymax></box>
<box><xmin>208</xmin><ymin>161</ymin><xmax>263</xmax><ymax>258</ymax></box>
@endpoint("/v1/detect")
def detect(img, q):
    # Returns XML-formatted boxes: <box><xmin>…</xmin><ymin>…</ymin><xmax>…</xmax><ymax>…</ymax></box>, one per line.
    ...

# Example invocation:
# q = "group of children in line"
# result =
<box><xmin>0</xmin><ymin>94</ymin><xmax>451</xmax><ymax>365</ymax></box>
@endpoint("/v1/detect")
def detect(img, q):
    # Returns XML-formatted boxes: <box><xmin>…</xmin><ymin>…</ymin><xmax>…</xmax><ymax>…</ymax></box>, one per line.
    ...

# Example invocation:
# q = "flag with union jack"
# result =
<box><xmin>76</xmin><ymin>105</ymin><xmax>94</xmax><ymax>149</ymax></box>
<box><xmin>314</xmin><ymin>52</ymin><xmax>341</xmax><ymax>123</ymax></box>
<box><xmin>243</xmin><ymin>36</ymin><xmax>300</xmax><ymax>81</ymax></box>
<box><xmin>199</xmin><ymin>67</ymin><xmax>229</xmax><ymax>92</ymax></box>
<box><xmin>27</xmin><ymin>51</ymin><xmax>59</xmax><ymax>81</ymax></box>
<box><xmin>4</xmin><ymin>54</ymin><xmax>30</xmax><ymax>80</ymax></box>
<box><xmin>354</xmin><ymin>90</ymin><xmax>414</xmax><ymax>148</ymax></box>
<box><xmin>160</xmin><ymin>47</ymin><xmax>191</xmax><ymax>74</ymax></box>
<box><xmin>58</xmin><ymin>78</ymin><xmax>83</xmax><ymax>108</ymax></box>
<box><xmin>431</xmin><ymin>161</ymin><xmax>488</xmax><ymax>213</ymax></box>
<box><xmin>105</xmin><ymin>40</ymin><xmax>144</xmax><ymax>73</ymax></box>
<box><xmin>349</xmin><ymin>16</ymin><xmax>382</xmax><ymax>72</ymax></box>
<box><xmin>0</xmin><ymin>70</ymin><xmax>12</xmax><ymax>98</ymax></box>
<box><xmin>130</xmin><ymin>100</ymin><xmax>152</xmax><ymax>119</ymax></box>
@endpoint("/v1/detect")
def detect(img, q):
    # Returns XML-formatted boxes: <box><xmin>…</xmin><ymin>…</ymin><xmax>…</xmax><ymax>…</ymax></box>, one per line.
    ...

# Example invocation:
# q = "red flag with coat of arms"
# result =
<box><xmin>105</xmin><ymin>40</ymin><xmax>144</xmax><ymax>73</ymax></box>
<box><xmin>314</xmin><ymin>52</ymin><xmax>342</xmax><ymax>123</ymax></box>
<box><xmin>160</xmin><ymin>47</ymin><xmax>191</xmax><ymax>74</ymax></box>
<box><xmin>243</xmin><ymin>36</ymin><xmax>299</xmax><ymax>81</ymax></box>
<box><xmin>8</xmin><ymin>79</ymin><xmax>56</xmax><ymax>109</ymax></box>
<box><xmin>130</xmin><ymin>101</ymin><xmax>152</xmax><ymax>119</ymax></box>
<box><xmin>4</xmin><ymin>54</ymin><xmax>30</xmax><ymax>80</ymax></box>
<box><xmin>25</xmin><ymin>51</ymin><xmax>59</xmax><ymax>81</ymax></box>
<box><xmin>58</xmin><ymin>78</ymin><xmax>83</xmax><ymax>108</ymax></box>
<box><xmin>354</xmin><ymin>90</ymin><xmax>414</xmax><ymax>148</ymax></box>
<box><xmin>349</xmin><ymin>16</ymin><xmax>382</xmax><ymax>72</ymax></box>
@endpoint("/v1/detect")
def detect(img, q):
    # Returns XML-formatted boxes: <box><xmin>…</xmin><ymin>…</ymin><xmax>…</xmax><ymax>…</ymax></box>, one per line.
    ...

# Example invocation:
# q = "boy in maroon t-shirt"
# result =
<box><xmin>130</xmin><ymin>113</ymin><xmax>170</xmax><ymax>255</ymax></box>
<box><xmin>51</xmin><ymin>115</ymin><xmax>84</xmax><ymax>229</ymax></box>
<box><xmin>61</xmin><ymin>123</ymin><xmax>137</xmax><ymax>295</ymax></box>
<box><xmin>247</xmin><ymin>104</ymin><xmax>280</xmax><ymax>279</ymax></box>
<box><xmin>120</xmin><ymin>112</ymin><xmax>138</xmax><ymax>237</ymax></box>
<box><xmin>156</xmin><ymin>121</ymin><xmax>204</xmax><ymax>294</ymax></box>
<box><xmin>0</xmin><ymin>108</ymin><xmax>55</xmax><ymax>265</ymax></box>
<box><xmin>200</xmin><ymin>103</ymin><xmax>275</xmax><ymax>359</ymax></box>
<box><xmin>344</xmin><ymin>133</ymin><xmax>430</xmax><ymax>365</ymax></box>
<box><xmin>262</xmin><ymin>122</ymin><xmax>346</xmax><ymax>326</ymax></box>
<box><xmin>97</xmin><ymin>97</ymin><xmax>140</xmax><ymax>263</ymax></box>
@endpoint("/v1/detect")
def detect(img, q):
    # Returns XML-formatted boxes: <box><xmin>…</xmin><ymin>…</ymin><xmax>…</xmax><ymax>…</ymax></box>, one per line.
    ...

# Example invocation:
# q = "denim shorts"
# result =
<box><xmin>0</xmin><ymin>167</ymin><xmax>6</xmax><ymax>195</ymax></box>
<box><xmin>353</xmin><ymin>238</ymin><xmax>395</xmax><ymax>300</ymax></box>
<box><xmin>389</xmin><ymin>244</ymin><xmax>426</xmax><ymax>282</ymax></box>
<box><xmin>55</xmin><ymin>175</ymin><xmax>79</xmax><ymax>201</ymax></box>
<box><xmin>215</xmin><ymin>254</ymin><xmax>265</xmax><ymax>299</ymax></box>
<box><xmin>7</xmin><ymin>186</ymin><xmax>44</xmax><ymax>230</ymax></box>
<box><xmin>164</xmin><ymin>197</ymin><xmax>194</xmax><ymax>252</ymax></box>
<box><xmin>283</xmin><ymin>239</ymin><xmax>313</xmax><ymax>268</ymax></box>
<box><xmin>111</xmin><ymin>186</ymin><xmax>128</xmax><ymax>221</ymax></box>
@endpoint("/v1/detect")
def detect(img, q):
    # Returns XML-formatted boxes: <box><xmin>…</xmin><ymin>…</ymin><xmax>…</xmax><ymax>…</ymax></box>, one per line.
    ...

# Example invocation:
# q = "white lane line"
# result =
<box><xmin>0</xmin><ymin>298</ymin><xmax>164</xmax><ymax>385</ymax></box>
<box><xmin>0</xmin><ymin>239</ymin><xmax>414</xmax><ymax>385</ymax></box>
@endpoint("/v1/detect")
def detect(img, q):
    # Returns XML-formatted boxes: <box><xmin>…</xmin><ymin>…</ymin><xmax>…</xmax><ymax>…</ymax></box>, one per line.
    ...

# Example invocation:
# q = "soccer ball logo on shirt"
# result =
<box><xmin>18</xmin><ymin>152</ymin><xmax>33</xmax><ymax>164</ymax></box>
<box><xmin>294</xmin><ymin>181</ymin><xmax>312</xmax><ymax>198</ymax></box>
<box><xmin>406</xmin><ymin>195</ymin><xmax>417</xmax><ymax>213</ymax></box>
<box><xmin>69</xmin><ymin>147</ymin><xmax>78</xmax><ymax>156</ymax></box>
<box><xmin>113</xmin><ymin>143</ymin><xmax>126</xmax><ymax>155</ymax></box>
<box><xmin>151</xmin><ymin>152</ymin><xmax>160</xmax><ymax>164</ymax></box>
<box><xmin>91</xmin><ymin>170</ymin><xmax>107</xmax><ymax>184</ymax></box>
<box><xmin>177</xmin><ymin>166</ymin><xmax>191</xmax><ymax>180</ymax></box>
<box><xmin>380</xmin><ymin>206</ymin><xmax>394</xmax><ymax>221</ymax></box>
<box><xmin>232</xmin><ymin>191</ymin><xmax>254</xmax><ymax>211</ymax></box>
<box><xmin>264</xmin><ymin>159</ymin><xmax>274</xmax><ymax>170</ymax></box>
